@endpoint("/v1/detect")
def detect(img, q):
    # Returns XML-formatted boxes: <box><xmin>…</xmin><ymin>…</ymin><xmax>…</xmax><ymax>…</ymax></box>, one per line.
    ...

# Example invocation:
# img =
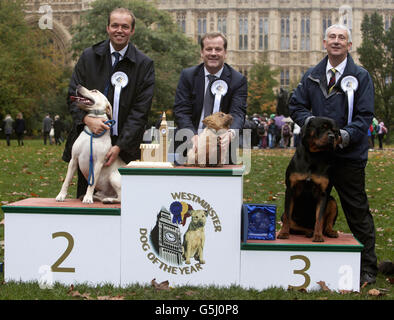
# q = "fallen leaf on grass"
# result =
<box><xmin>67</xmin><ymin>284</ymin><xmax>93</xmax><ymax>300</ymax></box>
<box><xmin>151</xmin><ymin>278</ymin><xmax>170</xmax><ymax>290</ymax></box>
<box><xmin>0</xmin><ymin>219</ymin><xmax>4</xmax><ymax>225</ymax></box>
<box><xmin>184</xmin><ymin>290</ymin><xmax>195</xmax><ymax>296</ymax></box>
<box><xmin>317</xmin><ymin>281</ymin><xmax>331</xmax><ymax>292</ymax></box>
<box><xmin>368</xmin><ymin>289</ymin><xmax>383</xmax><ymax>296</ymax></box>
<box><xmin>97</xmin><ymin>295</ymin><xmax>125</xmax><ymax>300</ymax></box>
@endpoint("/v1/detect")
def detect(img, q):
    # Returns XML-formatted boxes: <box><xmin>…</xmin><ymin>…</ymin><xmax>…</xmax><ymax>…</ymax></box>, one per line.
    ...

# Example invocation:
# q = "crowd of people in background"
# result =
<box><xmin>245</xmin><ymin>113</ymin><xmax>389</xmax><ymax>151</ymax></box>
<box><xmin>245</xmin><ymin>113</ymin><xmax>301</xmax><ymax>150</ymax></box>
<box><xmin>1</xmin><ymin>113</ymin><xmax>65</xmax><ymax>146</ymax></box>
<box><xmin>368</xmin><ymin>117</ymin><xmax>388</xmax><ymax>150</ymax></box>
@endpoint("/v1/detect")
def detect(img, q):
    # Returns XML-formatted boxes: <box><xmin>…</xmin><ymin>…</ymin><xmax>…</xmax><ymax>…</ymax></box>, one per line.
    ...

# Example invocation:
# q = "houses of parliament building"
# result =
<box><xmin>24</xmin><ymin>0</ymin><xmax>393</xmax><ymax>88</ymax></box>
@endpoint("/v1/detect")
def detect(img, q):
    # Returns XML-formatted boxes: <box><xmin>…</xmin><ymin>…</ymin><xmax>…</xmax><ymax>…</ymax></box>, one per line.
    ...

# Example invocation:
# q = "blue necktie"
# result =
<box><xmin>104</xmin><ymin>52</ymin><xmax>121</xmax><ymax>97</ymax></box>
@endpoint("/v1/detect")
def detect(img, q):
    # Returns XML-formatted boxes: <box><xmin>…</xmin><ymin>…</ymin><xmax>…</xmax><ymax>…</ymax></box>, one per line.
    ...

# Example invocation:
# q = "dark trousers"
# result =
<box><xmin>43</xmin><ymin>131</ymin><xmax>50</xmax><ymax>145</ymax></box>
<box><xmin>5</xmin><ymin>134</ymin><xmax>11</xmax><ymax>146</ymax></box>
<box><xmin>329</xmin><ymin>160</ymin><xmax>378</xmax><ymax>276</ymax></box>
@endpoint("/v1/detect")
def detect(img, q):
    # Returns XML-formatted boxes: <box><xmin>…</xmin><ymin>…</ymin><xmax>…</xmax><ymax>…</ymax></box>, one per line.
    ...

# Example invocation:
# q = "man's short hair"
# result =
<box><xmin>200</xmin><ymin>32</ymin><xmax>228</xmax><ymax>50</ymax></box>
<box><xmin>324</xmin><ymin>24</ymin><xmax>352</xmax><ymax>43</ymax></box>
<box><xmin>108</xmin><ymin>7</ymin><xmax>136</xmax><ymax>31</ymax></box>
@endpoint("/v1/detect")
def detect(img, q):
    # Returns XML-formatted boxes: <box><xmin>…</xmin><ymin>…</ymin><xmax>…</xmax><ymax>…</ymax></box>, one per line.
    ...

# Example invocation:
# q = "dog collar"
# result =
<box><xmin>88</xmin><ymin>110</ymin><xmax>107</xmax><ymax>116</ymax></box>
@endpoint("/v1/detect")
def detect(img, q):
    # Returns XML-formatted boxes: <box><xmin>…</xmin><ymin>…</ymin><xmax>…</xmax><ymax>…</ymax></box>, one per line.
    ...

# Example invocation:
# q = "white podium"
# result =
<box><xmin>119</xmin><ymin>165</ymin><xmax>244</xmax><ymax>287</ymax></box>
<box><xmin>3</xmin><ymin>198</ymin><xmax>121</xmax><ymax>286</ymax></box>
<box><xmin>241</xmin><ymin>234</ymin><xmax>363</xmax><ymax>292</ymax></box>
<box><xmin>2</xmin><ymin>164</ymin><xmax>363</xmax><ymax>292</ymax></box>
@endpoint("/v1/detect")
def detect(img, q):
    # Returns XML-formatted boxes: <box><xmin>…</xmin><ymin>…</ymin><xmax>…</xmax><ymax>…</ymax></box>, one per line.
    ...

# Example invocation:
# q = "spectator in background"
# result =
<box><xmin>15</xmin><ymin>112</ymin><xmax>26</xmax><ymax>146</ymax></box>
<box><xmin>267</xmin><ymin>118</ymin><xmax>277</xmax><ymax>148</ymax></box>
<box><xmin>377</xmin><ymin>120</ymin><xmax>387</xmax><ymax>150</ymax></box>
<box><xmin>54</xmin><ymin>115</ymin><xmax>64</xmax><ymax>145</ymax></box>
<box><xmin>42</xmin><ymin>114</ymin><xmax>52</xmax><ymax>145</ymax></box>
<box><xmin>3</xmin><ymin>114</ymin><xmax>14</xmax><ymax>146</ymax></box>
<box><xmin>281</xmin><ymin>121</ymin><xmax>292</xmax><ymax>148</ymax></box>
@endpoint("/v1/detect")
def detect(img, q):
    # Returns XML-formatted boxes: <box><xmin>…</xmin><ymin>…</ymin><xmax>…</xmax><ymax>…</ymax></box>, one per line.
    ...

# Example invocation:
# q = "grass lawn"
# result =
<box><xmin>0</xmin><ymin>139</ymin><xmax>393</xmax><ymax>301</ymax></box>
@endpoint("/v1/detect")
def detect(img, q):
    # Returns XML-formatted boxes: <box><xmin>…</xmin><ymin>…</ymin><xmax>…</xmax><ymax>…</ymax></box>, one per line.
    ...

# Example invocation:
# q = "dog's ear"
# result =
<box><xmin>106</xmin><ymin>102</ymin><xmax>113</xmax><ymax>120</ymax></box>
<box><xmin>204</xmin><ymin>210</ymin><xmax>208</xmax><ymax>217</ymax></box>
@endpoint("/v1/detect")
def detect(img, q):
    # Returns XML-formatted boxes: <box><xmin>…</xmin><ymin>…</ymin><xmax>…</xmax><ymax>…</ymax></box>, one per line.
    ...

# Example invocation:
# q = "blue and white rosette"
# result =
<box><xmin>111</xmin><ymin>71</ymin><xmax>129</xmax><ymax>135</ymax></box>
<box><xmin>340</xmin><ymin>76</ymin><xmax>358</xmax><ymax>125</ymax></box>
<box><xmin>211</xmin><ymin>80</ymin><xmax>228</xmax><ymax>114</ymax></box>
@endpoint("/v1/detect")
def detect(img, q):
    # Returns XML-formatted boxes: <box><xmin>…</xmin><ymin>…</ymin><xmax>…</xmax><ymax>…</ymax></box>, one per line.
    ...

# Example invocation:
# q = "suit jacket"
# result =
<box><xmin>289</xmin><ymin>54</ymin><xmax>374</xmax><ymax>163</ymax></box>
<box><xmin>63</xmin><ymin>39</ymin><xmax>155</xmax><ymax>163</ymax></box>
<box><xmin>174</xmin><ymin>63</ymin><xmax>247</xmax><ymax>134</ymax></box>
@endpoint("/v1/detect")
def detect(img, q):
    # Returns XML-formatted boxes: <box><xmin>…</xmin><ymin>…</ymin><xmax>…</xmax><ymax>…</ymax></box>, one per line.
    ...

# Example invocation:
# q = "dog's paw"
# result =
<box><xmin>82</xmin><ymin>195</ymin><xmax>94</xmax><ymax>204</ymax></box>
<box><xmin>102</xmin><ymin>197</ymin><xmax>120</xmax><ymax>204</ymax></box>
<box><xmin>185</xmin><ymin>259</ymin><xmax>191</xmax><ymax>265</ymax></box>
<box><xmin>199</xmin><ymin>259</ymin><xmax>205</xmax><ymax>264</ymax></box>
<box><xmin>55</xmin><ymin>193</ymin><xmax>66</xmax><ymax>202</ymax></box>
<box><xmin>324</xmin><ymin>230</ymin><xmax>338</xmax><ymax>238</ymax></box>
<box><xmin>312</xmin><ymin>234</ymin><xmax>325</xmax><ymax>242</ymax></box>
<box><xmin>277</xmin><ymin>232</ymin><xmax>289</xmax><ymax>239</ymax></box>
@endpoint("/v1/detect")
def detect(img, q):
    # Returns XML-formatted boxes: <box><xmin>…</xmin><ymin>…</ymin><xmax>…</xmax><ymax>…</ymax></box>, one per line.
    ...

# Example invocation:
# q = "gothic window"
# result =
<box><xmin>239</xmin><ymin>15</ymin><xmax>248</xmax><ymax>50</ymax></box>
<box><xmin>300</xmin><ymin>15</ymin><xmax>310</xmax><ymax>50</ymax></box>
<box><xmin>384</xmin><ymin>14</ymin><xmax>392</xmax><ymax>30</ymax></box>
<box><xmin>280</xmin><ymin>69</ymin><xmax>290</xmax><ymax>88</ymax></box>
<box><xmin>197</xmin><ymin>16</ymin><xmax>207</xmax><ymax>43</ymax></box>
<box><xmin>259</xmin><ymin>17</ymin><xmax>269</xmax><ymax>50</ymax></box>
<box><xmin>322</xmin><ymin>14</ymin><xmax>332</xmax><ymax>49</ymax></box>
<box><xmin>280</xmin><ymin>16</ymin><xmax>290</xmax><ymax>50</ymax></box>
<box><xmin>218</xmin><ymin>15</ymin><xmax>227</xmax><ymax>35</ymax></box>
<box><xmin>177</xmin><ymin>12</ymin><xmax>186</xmax><ymax>33</ymax></box>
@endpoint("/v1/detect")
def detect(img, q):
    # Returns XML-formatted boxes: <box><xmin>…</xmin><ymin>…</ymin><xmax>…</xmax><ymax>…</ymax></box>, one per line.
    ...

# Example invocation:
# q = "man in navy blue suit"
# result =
<box><xmin>173</xmin><ymin>32</ymin><xmax>247</xmax><ymax>161</ymax></box>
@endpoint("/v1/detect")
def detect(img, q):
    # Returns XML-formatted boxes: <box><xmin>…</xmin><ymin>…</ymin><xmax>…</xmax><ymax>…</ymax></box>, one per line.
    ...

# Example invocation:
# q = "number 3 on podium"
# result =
<box><xmin>288</xmin><ymin>255</ymin><xmax>311</xmax><ymax>290</ymax></box>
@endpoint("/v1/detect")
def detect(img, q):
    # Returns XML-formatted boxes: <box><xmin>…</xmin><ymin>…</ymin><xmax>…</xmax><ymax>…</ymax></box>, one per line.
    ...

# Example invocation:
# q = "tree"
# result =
<box><xmin>357</xmin><ymin>12</ymin><xmax>394</xmax><ymax>137</ymax></box>
<box><xmin>0</xmin><ymin>0</ymin><xmax>65</xmax><ymax>128</ymax></box>
<box><xmin>247</xmin><ymin>61</ymin><xmax>279</xmax><ymax>116</ymax></box>
<box><xmin>70</xmin><ymin>0</ymin><xmax>200</xmax><ymax>124</ymax></box>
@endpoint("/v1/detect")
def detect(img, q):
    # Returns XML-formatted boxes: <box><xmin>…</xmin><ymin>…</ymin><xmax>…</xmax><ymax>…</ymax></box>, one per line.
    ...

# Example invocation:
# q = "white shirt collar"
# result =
<box><xmin>204</xmin><ymin>66</ymin><xmax>224</xmax><ymax>79</ymax></box>
<box><xmin>109</xmin><ymin>42</ymin><xmax>128</xmax><ymax>59</ymax></box>
<box><xmin>326</xmin><ymin>57</ymin><xmax>347</xmax><ymax>78</ymax></box>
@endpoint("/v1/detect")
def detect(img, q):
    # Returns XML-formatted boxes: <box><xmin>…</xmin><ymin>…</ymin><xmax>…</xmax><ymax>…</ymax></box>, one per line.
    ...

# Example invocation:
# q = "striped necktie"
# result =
<box><xmin>327</xmin><ymin>68</ymin><xmax>337</xmax><ymax>93</ymax></box>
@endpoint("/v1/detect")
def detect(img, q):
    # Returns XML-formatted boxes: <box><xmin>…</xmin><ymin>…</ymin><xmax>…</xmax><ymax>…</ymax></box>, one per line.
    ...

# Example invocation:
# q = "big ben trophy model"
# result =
<box><xmin>127</xmin><ymin>112</ymin><xmax>174</xmax><ymax>167</ymax></box>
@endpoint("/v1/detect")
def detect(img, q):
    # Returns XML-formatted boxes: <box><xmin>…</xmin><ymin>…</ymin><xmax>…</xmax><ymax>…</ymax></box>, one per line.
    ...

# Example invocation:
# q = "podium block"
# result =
<box><xmin>240</xmin><ymin>233</ymin><xmax>363</xmax><ymax>292</ymax></box>
<box><xmin>2</xmin><ymin>198</ymin><xmax>121</xmax><ymax>286</ymax></box>
<box><xmin>119</xmin><ymin>165</ymin><xmax>244</xmax><ymax>287</ymax></box>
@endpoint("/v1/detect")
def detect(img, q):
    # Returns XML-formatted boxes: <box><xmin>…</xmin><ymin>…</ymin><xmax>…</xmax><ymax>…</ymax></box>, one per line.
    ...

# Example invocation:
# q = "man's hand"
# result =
<box><xmin>84</xmin><ymin>116</ymin><xmax>109</xmax><ymax>135</ymax></box>
<box><xmin>104</xmin><ymin>145</ymin><xmax>120</xmax><ymax>167</ymax></box>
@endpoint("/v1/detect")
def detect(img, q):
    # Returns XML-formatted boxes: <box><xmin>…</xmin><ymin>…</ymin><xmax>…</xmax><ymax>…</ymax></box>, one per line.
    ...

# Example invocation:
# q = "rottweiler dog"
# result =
<box><xmin>277</xmin><ymin>117</ymin><xmax>341</xmax><ymax>242</ymax></box>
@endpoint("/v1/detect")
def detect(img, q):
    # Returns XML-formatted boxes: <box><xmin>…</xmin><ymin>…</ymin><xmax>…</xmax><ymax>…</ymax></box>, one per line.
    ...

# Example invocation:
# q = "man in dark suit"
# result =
<box><xmin>173</xmin><ymin>32</ymin><xmax>247</xmax><ymax>162</ymax></box>
<box><xmin>63</xmin><ymin>7</ymin><xmax>155</xmax><ymax>198</ymax></box>
<box><xmin>289</xmin><ymin>24</ymin><xmax>377</xmax><ymax>285</ymax></box>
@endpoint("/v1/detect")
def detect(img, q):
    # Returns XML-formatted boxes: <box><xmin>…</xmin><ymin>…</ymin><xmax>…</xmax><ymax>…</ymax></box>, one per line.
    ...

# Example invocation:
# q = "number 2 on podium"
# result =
<box><xmin>51</xmin><ymin>232</ymin><xmax>75</xmax><ymax>273</ymax></box>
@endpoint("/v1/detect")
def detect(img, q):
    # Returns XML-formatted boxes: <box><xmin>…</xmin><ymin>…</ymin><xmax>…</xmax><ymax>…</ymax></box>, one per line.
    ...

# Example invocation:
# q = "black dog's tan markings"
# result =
<box><xmin>278</xmin><ymin>117</ymin><xmax>341</xmax><ymax>242</ymax></box>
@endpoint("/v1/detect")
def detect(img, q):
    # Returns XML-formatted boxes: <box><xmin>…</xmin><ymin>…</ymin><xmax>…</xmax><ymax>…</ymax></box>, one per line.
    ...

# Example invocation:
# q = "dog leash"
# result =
<box><xmin>83</xmin><ymin>120</ymin><xmax>116</xmax><ymax>186</ymax></box>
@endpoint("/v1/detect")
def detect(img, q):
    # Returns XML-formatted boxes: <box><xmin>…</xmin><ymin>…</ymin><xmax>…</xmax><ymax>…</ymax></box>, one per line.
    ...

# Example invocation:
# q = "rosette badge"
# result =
<box><xmin>340</xmin><ymin>76</ymin><xmax>358</xmax><ymax>125</ymax></box>
<box><xmin>211</xmin><ymin>80</ymin><xmax>228</xmax><ymax>114</ymax></box>
<box><xmin>111</xmin><ymin>72</ymin><xmax>129</xmax><ymax>135</ymax></box>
